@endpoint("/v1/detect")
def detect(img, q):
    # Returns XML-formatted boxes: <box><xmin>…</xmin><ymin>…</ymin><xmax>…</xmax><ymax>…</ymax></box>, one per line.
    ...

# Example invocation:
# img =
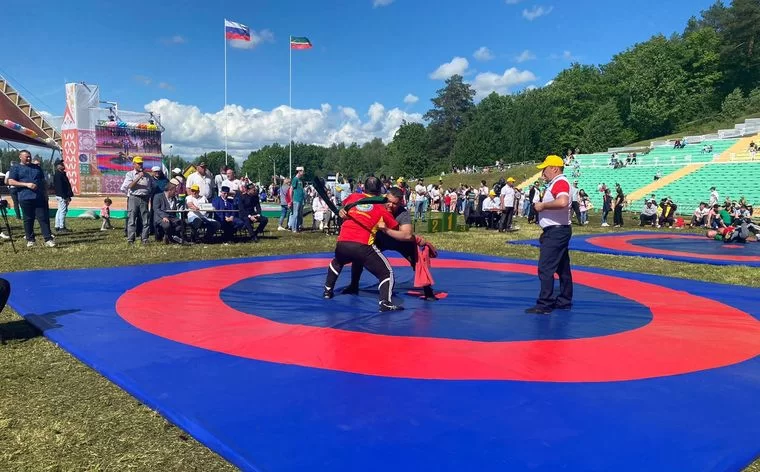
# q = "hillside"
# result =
<box><xmin>429</xmin><ymin>163</ymin><xmax>540</xmax><ymax>190</ymax></box>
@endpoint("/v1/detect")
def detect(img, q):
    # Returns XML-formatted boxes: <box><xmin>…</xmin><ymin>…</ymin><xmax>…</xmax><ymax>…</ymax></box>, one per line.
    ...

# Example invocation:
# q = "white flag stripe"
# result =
<box><xmin>224</xmin><ymin>20</ymin><xmax>249</xmax><ymax>30</ymax></box>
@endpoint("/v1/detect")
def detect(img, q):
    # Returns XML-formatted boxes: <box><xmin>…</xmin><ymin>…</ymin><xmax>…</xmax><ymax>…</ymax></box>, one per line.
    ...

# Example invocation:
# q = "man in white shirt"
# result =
<box><xmin>214</xmin><ymin>166</ymin><xmax>226</xmax><ymax>198</ymax></box>
<box><xmin>414</xmin><ymin>179</ymin><xmax>428</xmax><ymax>221</ymax></box>
<box><xmin>186</xmin><ymin>162</ymin><xmax>213</xmax><ymax>200</ymax></box>
<box><xmin>498</xmin><ymin>177</ymin><xmax>516</xmax><ymax>231</ymax></box>
<box><xmin>223</xmin><ymin>168</ymin><xmax>242</xmax><ymax>195</ymax></box>
<box><xmin>709</xmin><ymin>187</ymin><xmax>719</xmax><ymax>207</ymax></box>
<box><xmin>482</xmin><ymin>190</ymin><xmax>501</xmax><ymax>229</ymax></box>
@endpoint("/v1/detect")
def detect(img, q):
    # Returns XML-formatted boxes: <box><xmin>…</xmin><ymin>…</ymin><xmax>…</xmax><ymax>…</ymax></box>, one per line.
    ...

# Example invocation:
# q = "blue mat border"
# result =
<box><xmin>2</xmin><ymin>251</ymin><xmax>759</xmax><ymax>471</ymax></box>
<box><xmin>508</xmin><ymin>231</ymin><xmax>760</xmax><ymax>267</ymax></box>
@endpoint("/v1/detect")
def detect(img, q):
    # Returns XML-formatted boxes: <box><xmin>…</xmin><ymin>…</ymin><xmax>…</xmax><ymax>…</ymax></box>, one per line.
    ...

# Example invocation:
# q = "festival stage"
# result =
<box><xmin>509</xmin><ymin>231</ymin><xmax>760</xmax><ymax>266</ymax></box>
<box><xmin>3</xmin><ymin>252</ymin><xmax>759</xmax><ymax>471</ymax></box>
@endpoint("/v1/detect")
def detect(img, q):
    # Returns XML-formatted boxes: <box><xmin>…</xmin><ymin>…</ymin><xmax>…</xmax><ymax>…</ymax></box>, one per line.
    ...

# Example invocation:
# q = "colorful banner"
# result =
<box><xmin>61</xmin><ymin>82</ymin><xmax>163</xmax><ymax>195</ymax></box>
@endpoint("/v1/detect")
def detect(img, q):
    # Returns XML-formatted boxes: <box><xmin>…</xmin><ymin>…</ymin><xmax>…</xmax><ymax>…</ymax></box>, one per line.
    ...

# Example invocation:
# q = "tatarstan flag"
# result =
<box><xmin>290</xmin><ymin>37</ymin><xmax>312</xmax><ymax>50</ymax></box>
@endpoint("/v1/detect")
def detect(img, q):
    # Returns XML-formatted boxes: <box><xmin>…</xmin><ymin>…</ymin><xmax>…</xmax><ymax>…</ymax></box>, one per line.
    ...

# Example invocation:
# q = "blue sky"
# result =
<box><xmin>3</xmin><ymin>0</ymin><xmax>717</xmax><ymax>157</ymax></box>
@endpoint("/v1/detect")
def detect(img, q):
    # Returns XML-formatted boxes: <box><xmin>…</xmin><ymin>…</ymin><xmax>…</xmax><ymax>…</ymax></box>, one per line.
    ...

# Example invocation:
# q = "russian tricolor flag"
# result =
<box><xmin>225</xmin><ymin>20</ymin><xmax>251</xmax><ymax>41</ymax></box>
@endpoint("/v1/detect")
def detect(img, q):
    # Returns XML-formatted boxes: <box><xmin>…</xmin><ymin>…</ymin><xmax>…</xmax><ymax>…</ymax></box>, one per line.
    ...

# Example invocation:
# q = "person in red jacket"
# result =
<box><xmin>323</xmin><ymin>176</ymin><xmax>403</xmax><ymax>312</ymax></box>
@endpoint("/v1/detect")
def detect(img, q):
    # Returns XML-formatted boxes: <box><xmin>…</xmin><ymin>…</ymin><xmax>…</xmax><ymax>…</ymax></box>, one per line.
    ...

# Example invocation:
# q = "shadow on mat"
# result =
<box><xmin>0</xmin><ymin>309</ymin><xmax>81</xmax><ymax>344</ymax></box>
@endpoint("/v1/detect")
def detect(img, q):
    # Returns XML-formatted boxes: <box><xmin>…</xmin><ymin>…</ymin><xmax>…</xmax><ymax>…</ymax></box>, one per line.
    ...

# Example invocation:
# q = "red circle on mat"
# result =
<box><xmin>588</xmin><ymin>233</ymin><xmax>760</xmax><ymax>262</ymax></box>
<box><xmin>115</xmin><ymin>257</ymin><xmax>760</xmax><ymax>382</ymax></box>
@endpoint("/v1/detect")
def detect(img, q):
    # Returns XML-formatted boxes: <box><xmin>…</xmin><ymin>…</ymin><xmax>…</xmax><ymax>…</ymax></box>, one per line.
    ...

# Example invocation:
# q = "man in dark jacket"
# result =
<box><xmin>152</xmin><ymin>180</ymin><xmax>184</xmax><ymax>244</ymax></box>
<box><xmin>238</xmin><ymin>183</ymin><xmax>268</xmax><ymax>242</ymax></box>
<box><xmin>53</xmin><ymin>159</ymin><xmax>74</xmax><ymax>233</ymax></box>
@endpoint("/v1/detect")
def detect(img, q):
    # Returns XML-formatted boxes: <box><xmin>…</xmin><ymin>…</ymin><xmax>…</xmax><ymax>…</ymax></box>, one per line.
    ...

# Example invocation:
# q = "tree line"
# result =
<box><xmin>4</xmin><ymin>1</ymin><xmax>759</xmax><ymax>185</ymax></box>
<box><xmin>241</xmin><ymin>0</ymin><xmax>760</xmax><ymax>182</ymax></box>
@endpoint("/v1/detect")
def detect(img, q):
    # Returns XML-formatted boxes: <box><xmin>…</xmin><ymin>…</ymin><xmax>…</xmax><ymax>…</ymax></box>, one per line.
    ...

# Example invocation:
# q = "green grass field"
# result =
<box><xmin>0</xmin><ymin>213</ymin><xmax>758</xmax><ymax>471</ymax></box>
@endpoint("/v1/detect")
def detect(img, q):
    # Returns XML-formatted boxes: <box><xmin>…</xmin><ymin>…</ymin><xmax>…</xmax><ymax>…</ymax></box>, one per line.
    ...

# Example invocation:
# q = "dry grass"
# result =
<box><xmin>0</xmin><ymin>212</ymin><xmax>757</xmax><ymax>471</ymax></box>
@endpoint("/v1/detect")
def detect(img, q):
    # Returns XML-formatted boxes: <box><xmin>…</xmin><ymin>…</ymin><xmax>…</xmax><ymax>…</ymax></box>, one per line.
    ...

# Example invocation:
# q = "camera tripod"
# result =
<box><xmin>0</xmin><ymin>204</ymin><xmax>18</xmax><ymax>253</ymax></box>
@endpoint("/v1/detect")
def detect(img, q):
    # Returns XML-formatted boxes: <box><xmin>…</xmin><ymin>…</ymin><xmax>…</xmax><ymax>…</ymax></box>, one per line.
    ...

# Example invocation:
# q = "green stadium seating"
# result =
<box><xmin>643</xmin><ymin>139</ymin><xmax>737</xmax><ymax>164</ymax></box>
<box><xmin>564</xmin><ymin>164</ymin><xmax>682</xmax><ymax>210</ymax></box>
<box><xmin>647</xmin><ymin>162</ymin><xmax>760</xmax><ymax>211</ymax></box>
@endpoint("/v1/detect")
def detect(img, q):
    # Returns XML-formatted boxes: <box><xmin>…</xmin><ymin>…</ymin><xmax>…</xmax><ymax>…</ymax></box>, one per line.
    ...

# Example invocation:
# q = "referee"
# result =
<box><xmin>525</xmin><ymin>155</ymin><xmax>573</xmax><ymax>315</ymax></box>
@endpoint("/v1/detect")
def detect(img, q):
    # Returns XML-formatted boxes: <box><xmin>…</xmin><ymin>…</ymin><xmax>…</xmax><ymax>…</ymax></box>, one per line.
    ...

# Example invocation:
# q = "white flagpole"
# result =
<box><xmin>289</xmin><ymin>35</ymin><xmax>293</xmax><ymax>179</ymax></box>
<box><xmin>224</xmin><ymin>19</ymin><xmax>228</xmax><ymax>167</ymax></box>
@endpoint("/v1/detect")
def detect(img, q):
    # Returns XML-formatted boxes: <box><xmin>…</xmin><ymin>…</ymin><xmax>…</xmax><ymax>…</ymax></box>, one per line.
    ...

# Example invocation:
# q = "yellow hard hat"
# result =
<box><xmin>489</xmin><ymin>190</ymin><xmax>496</xmax><ymax>196</ymax></box>
<box><xmin>537</xmin><ymin>155</ymin><xmax>564</xmax><ymax>169</ymax></box>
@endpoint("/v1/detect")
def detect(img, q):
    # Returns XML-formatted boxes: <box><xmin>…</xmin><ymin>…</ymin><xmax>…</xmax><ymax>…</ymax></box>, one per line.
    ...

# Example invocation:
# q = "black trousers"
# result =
<box><xmin>241</xmin><ymin>214</ymin><xmax>269</xmax><ymax>239</ymax></box>
<box><xmin>325</xmin><ymin>241</ymin><xmax>394</xmax><ymax>304</ymax></box>
<box><xmin>9</xmin><ymin>188</ymin><xmax>21</xmax><ymax>220</ymax></box>
<box><xmin>536</xmin><ymin>225</ymin><xmax>573</xmax><ymax>310</ymax></box>
<box><xmin>640</xmin><ymin>214</ymin><xmax>656</xmax><ymax>226</ymax></box>
<box><xmin>158</xmin><ymin>217</ymin><xmax>183</xmax><ymax>241</ymax></box>
<box><xmin>19</xmin><ymin>199</ymin><xmax>53</xmax><ymax>242</ymax></box>
<box><xmin>0</xmin><ymin>278</ymin><xmax>10</xmax><ymax>314</ymax></box>
<box><xmin>499</xmin><ymin>207</ymin><xmax>515</xmax><ymax>231</ymax></box>
<box><xmin>571</xmin><ymin>201</ymin><xmax>582</xmax><ymax>224</ymax></box>
<box><xmin>613</xmin><ymin>205</ymin><xmax>624</xmax><ymax>226</ymax></box>
<box><xmin>348</xmin><ymin>238</ymin><xmax>434</xmax><ymax>293</ymax></box>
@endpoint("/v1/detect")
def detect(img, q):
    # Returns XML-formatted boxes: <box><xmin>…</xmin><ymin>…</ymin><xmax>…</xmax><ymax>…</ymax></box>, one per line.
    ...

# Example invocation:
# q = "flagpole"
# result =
<box><xmin>289</xmin><ymin>35</ymin><xmax>292</xmax><ymax>179</ymax></box>
<box><xmin>224</xmin><ymin>19</ymin><xmax>228</xmax><ymax>167</ymax></box>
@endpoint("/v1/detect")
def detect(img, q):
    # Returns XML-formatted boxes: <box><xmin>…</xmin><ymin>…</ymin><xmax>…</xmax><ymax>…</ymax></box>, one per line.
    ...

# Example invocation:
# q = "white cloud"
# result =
<box><xmin>429</xmin><ymin>57</ymin><xmax>470</xmax><ymax>80</ymax></box>
<box><xmin>373</xmin><ymin>0</ymin><xmax>394</xmax><ymax>6</ymax></box>
<box><xmin>522</xmin><ymin>5</ymin><xmax>553</xmax><ymax>20</ymax></box>
<box><xmin>229</xmin><ymin>29</ymin><xmax>275</xmax><ymax>49</ymax></box>
<box><xmin>505</xmin><ymin>0</ymin><xmax>522</xmax><ymax>4</ymax></box>
<box><xmin>134</xmin><ymin>75</ymin><xmax>152</xmax><ymax>86</ymax></box>
<box><xmin>515</xmin><ymin>49</ymin><xmax>536</xmax><ymax>63</ymax></box>
<box><xmin>162</xmin><ymin>35</ymin><xmax>186</xmax><ymax>45</ymax></box>
<box><xmin>473</xmin><ymin>47</ymin><xmax>495</xmax><ymax>61</ymax></box>
<box><xmin>158</xmin><ymin>82</ymin><xmax>174</xmax><ymax>91</ymax></box>
<box><xmin>403</xmin><ymin>93</ymin><xmax>419</xmax><ymax>105</ymax></box>
<box><xmin>470</xmin><ymin>67</ymin><xmax>537</xmax><ymax>99</ymax></box>
<box><xmin>544</xmin><ymin>80</ymin><xmax>555</xmax><ymax>87</ymax></box>
<box><xmin>550</xmin><ymin>50</ymin><xmax>576</xmax><ymax>61</ymax></box>
<box><xmin>144</xmin><ymin>99</ymin><xmax>423</xmax><ymax>160</ymax></box>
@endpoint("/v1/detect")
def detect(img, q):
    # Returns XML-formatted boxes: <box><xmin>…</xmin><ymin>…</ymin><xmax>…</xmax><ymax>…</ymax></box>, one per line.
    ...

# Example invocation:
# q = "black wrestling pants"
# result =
<box><xmin>325</xmin><ymin>241</ymin><xmax>394</xmax><ymax>304</ymax></box>
<box><xmin>348</xmin><ymin>239</ymin><xmax>421</xmax><ymax>285</ymax></box>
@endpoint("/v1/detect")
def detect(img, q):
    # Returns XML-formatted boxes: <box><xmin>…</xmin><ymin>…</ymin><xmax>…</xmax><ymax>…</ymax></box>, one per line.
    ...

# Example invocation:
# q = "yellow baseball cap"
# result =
<box><xmin>536</xmin><ymin>155</ymin><xmax>564</xmax><ymax>169</ymax></box>
<box><xmin>489</xmin><ymin>190</ymin><xmax>496</xmax><ymax>196</ymax></box>
<box><xmin>189</xmin><ymin>184</ymin><xmax>200</xmax><ymax>191</ymax></box>
<box><xmin>507</xmin><ymin>177</ymin><xmax>515</xmax><ymax>183</ymax></box>
<box><xmin>132</xmin><ymin>156</ymin><xmax>143</xmax><ymax>164</ymax></box>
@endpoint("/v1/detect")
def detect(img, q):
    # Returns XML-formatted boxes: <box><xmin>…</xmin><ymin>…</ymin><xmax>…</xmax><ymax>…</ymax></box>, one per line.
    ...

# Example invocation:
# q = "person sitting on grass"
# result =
<box><xmin>658</xmin><ymin>198</ymin><xmax>677</xmax><ymax>228</ymax></box>
<box><xmin>640</xmin><ymin>200</ymin><xmax>658</xmax><ymax>227</ymax></box>
<box><xmin>690</xmin><ymin>202</ymin><xmax>708</xmax><ymax>227</ymax></box>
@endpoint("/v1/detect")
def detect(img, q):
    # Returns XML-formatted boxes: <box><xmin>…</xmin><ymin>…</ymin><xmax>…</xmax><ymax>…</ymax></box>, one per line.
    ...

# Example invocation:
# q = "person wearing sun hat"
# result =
<box><xmin>120</xmin><ymin>155</ymin><xmax>155</xmax><ymax>244</ymax></box>
<box><xmin>498</xmin><ymin>177</ymin><xmax>517</xmax><ymax>231</ymax></box>
<box><xmin>525</xmin><ymin>155</ymin><xmax>573</xmax><ymax>315</ymax></box>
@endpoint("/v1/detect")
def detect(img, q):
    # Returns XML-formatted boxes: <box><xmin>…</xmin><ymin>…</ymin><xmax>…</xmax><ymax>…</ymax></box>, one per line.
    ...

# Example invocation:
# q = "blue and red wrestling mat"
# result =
<box><xmin>509</xmin><ymin>230</ymin><xmax>760</xmax><ymax>266</ymax></box>
<box><xmin>3</xmin><ymin>252</ymin><xmax>760</xmax><ymax>471</ymax></box>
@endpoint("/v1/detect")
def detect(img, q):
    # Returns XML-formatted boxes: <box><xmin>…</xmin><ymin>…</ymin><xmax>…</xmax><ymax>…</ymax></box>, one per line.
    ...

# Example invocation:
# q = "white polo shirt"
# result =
<box><xmin>539</xmin><ymin>174</ymin><xmax>571</xmax><ymax>229</ymax></box>
<box><xmin>500</xmin><ymin>184</ymin><xmax>515</xmax><ymax>208</ymax></box>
